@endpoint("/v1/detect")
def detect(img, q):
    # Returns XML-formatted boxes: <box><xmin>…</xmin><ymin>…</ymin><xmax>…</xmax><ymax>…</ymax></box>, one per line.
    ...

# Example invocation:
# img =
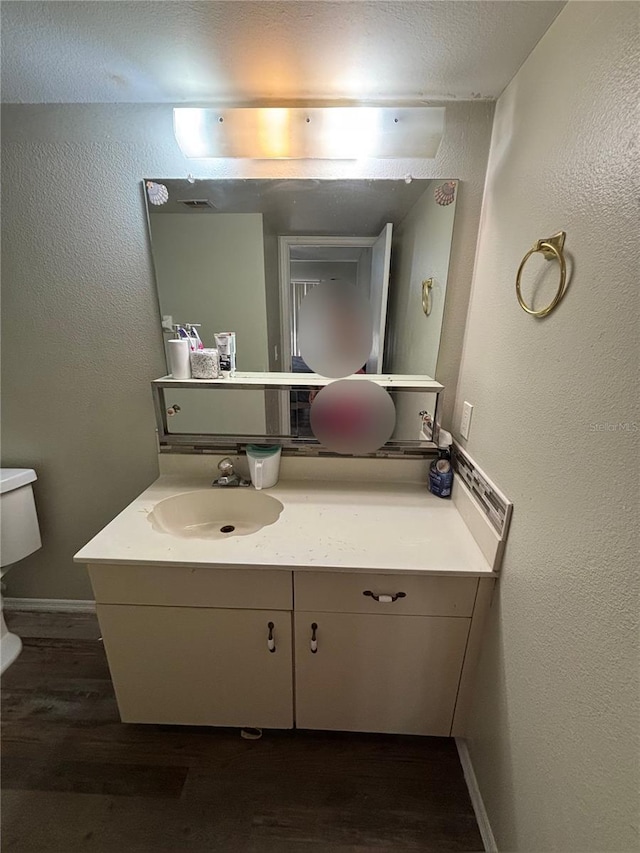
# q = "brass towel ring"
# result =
<box><xmin>422</xmin><ymin>278</ymin><xmax>434</xmax><ymax>316</ymax></box>
<box><xmin>516</xmin><ymin>231</ymin><xmax>567</xmax><ymax>318</ymax></box>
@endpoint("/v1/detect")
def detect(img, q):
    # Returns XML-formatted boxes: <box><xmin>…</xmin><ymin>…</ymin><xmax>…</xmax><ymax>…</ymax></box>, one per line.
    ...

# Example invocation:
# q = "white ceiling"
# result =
<box><xmin>1</xmin><ymin>1</ymin><xmax>564</xmax><ymax>105</ymax></box>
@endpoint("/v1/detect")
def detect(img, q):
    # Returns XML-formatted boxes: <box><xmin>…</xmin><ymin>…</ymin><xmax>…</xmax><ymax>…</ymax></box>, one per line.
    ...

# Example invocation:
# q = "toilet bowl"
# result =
<box><xmin>1</xmin><ymin>468</ymin><xmax>42</xmax><ymax>674</ymax></box>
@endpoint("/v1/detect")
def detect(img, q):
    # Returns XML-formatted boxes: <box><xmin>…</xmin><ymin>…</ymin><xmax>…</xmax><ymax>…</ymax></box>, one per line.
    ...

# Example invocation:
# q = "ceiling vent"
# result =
<box><xmin>177</xmin><ymin>199</ymin><xmax>215</xmax><ymax>209</ymax></box>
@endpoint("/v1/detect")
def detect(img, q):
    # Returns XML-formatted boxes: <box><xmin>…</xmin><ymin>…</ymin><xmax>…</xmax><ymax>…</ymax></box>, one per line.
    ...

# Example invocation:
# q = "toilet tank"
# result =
<box><xmin>0</xmin><ymin>469</ymin><xmax>42</xmax><ymax>569</ymax></box>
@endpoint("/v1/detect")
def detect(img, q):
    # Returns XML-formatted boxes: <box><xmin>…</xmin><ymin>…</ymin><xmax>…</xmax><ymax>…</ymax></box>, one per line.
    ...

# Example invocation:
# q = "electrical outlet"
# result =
<box><xmin>460</xmin><ymin>401</ymin><xmax>473</xmax><ymax>440</ymax></box>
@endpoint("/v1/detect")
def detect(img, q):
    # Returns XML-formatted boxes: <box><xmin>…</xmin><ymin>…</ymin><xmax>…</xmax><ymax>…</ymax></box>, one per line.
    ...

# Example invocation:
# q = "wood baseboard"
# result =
<box><xmin>456</xmin><ymin>737</ymin><xmax>498</xmax><ymax>852</ymax></box>
<box><xmin>3</xmin><ymin>597</ymin><xmax>96</xmax><ymax>613</ymax></box>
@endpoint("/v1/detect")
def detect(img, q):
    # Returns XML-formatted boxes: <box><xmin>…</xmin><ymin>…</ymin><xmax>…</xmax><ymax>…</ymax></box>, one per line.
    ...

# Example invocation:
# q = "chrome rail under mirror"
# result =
<box><xmin>152</xmin><ymin>374</ymin><xmax>443</xmax><ymax>457</ymax></box>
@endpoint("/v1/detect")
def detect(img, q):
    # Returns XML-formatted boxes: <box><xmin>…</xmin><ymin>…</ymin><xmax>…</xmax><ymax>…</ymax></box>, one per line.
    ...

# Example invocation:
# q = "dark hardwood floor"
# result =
<box><xmin>1</xmin><ymin>610</ymin><xmax>483</xmax><ymax>852</ymax></box>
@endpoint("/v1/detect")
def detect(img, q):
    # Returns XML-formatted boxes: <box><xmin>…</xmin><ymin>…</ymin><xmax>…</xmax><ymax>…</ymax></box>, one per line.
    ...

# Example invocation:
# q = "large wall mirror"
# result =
<box><xmin>144</xmin><ymin>178</ymin><xmax>458</xmax><ymax>445</ymax></box>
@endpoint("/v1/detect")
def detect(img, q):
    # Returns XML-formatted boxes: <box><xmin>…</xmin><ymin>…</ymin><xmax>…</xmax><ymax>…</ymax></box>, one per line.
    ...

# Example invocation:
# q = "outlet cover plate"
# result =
<box><xmin>460</xmin><ymin>401</ymin><xmax>473</xmax><ymax>440</ymax></box>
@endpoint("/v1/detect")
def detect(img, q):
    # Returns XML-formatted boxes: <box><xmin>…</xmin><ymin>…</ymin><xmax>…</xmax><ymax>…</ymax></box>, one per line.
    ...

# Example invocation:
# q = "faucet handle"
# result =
<box><xmin>213</xmin><ymin>457</ymin><xmax>249</xmax><ymax>488</ymax></box>
<box><xmin>217</xmin><ymin>457</ymin><xmax>235</xmax><ymax>475</ymax></box>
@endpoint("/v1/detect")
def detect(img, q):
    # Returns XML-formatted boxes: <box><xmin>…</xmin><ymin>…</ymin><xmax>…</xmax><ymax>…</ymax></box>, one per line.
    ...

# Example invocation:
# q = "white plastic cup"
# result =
<box><xmin>167</xmin><ymin>339</ymin><xmax>191</xmax><ymax>379</ymax></box>
<box><xmin>246</xmin><ymin>445</ymin><xmax>282</xmax><ymax>490</ymax></box>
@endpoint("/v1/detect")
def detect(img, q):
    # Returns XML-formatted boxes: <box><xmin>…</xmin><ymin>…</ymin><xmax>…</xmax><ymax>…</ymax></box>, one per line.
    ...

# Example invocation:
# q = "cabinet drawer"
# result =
<box><xmin>294</xmin><ymin>572</ymin><xmax>477</xmax><ymax>617</ymax></box>
<box><xmin>88</xmin><ymin>563</ymin><xmax>292</xmax><ymax>610</ymax></box>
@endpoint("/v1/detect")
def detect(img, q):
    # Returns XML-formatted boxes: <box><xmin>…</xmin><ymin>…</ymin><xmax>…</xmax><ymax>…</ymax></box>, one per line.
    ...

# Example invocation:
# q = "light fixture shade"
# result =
<box><xmin>173</xmin><ymin>107</ymin><xmax>445</xmax><ymax>160</ymax></box>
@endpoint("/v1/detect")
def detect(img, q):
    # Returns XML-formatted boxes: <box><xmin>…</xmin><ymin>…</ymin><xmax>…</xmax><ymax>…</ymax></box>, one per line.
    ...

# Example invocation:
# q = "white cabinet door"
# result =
<box><xmin>98</xmin><ymin>604</ymin><xmax>293</xmax><ymax>729</ymax></box>
<box><xmin>294</xmin><ymin>612</ymin><xmax>469</xmax><ymax>736</ymax></box>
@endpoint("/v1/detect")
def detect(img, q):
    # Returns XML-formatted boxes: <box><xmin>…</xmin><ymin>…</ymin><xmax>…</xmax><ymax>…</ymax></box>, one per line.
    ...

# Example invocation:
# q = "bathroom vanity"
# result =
<box><xmin>75</xmin><ymin>459</ymin><xmax>506</xmax><ymax>738</ymax></box>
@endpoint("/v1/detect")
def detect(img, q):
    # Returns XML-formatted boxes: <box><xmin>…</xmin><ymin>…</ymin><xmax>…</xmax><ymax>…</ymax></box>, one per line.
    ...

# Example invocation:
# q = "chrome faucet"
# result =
<box><xmin>212</xmin><ymin>457</ymin><xmax>250</xmax><ymax>488</ymax></box>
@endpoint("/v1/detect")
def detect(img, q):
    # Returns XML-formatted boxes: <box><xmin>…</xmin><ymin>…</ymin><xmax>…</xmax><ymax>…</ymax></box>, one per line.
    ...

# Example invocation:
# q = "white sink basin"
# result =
<box><xmin>148</xmin><ymin>489</ymin><xmax>284</xmax><ymax>540</ymax></box>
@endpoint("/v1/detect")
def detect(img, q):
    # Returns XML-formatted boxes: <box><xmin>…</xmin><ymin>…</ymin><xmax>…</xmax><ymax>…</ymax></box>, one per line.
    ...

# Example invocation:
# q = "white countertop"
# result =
<box><xmin>74</xmin><ymin>475</ymin><xmax>495</xmax><ymax>577</ymax></box>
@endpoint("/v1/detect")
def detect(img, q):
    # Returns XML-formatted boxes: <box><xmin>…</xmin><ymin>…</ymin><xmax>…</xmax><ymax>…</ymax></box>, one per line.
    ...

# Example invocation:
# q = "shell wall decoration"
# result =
<box><xmin>434</xmin><ymin>181</ymin><xmax>456</xmax><ymax>206</ymax></box>
<box><xmin>146</xmin><ymin>181</ymin><xmax>169</xmax><ymax>206</ymax></box>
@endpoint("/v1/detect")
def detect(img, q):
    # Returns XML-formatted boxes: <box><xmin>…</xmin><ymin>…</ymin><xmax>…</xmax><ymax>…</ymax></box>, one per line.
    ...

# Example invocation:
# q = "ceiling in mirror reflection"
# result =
<box><xmin>147</xmin><ymin>179</ymin><xmax>433</xmax><ymax>236</ymax></box>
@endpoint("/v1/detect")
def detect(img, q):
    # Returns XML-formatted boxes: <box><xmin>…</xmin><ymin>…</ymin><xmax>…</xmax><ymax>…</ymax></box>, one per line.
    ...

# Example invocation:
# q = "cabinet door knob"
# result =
<box><xmin>363</xmin><ymin>590</ymin><xmax>407</xmax><ymax>603</ymax></box>
<box><xmin>267</xmin><ymin>621</ymin><xmax>276</xmax><ymax>653</ymax></box>
<box><xmin>310</xmin><ymin>622</ymin><xmax>318</xmax><ymax>654</ymax></box>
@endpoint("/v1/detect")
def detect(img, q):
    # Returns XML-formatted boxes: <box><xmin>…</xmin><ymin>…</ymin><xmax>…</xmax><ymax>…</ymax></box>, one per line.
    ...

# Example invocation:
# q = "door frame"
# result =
<box><xmin>278</xmin><ymin>235</ymin><xmax>378</xmax><ymax>373</ymax></box>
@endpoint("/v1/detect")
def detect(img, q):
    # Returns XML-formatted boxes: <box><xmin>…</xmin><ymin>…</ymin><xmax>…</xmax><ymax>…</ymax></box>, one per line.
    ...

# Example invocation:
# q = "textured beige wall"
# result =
<box><xmin>151</xmin><ymin>212</ymin><xmax>269</xmax><ymax>368</ymax></box>
<box><xmin>387</xmin><ymin>180</ymin><xmax>457</xmax><ymax>436</ymax></box>
<box><xmin>1</xmin><ymin>100</ymin><xmax>493</xmax><ymax>599</ymax></box>
<box><xmin>151</xmin><ymin>212</ymin><xmax>268</xmax><ymax>434</ymax></box>
<box><xmin>453</xmin><ymin>4</ymin><xmax>639</xmax><ymax>851</ymax></box>
<box><xmin>388</xmin><ymin>180</ymin><xmax>456</xmax><ymax>378</ymax></box>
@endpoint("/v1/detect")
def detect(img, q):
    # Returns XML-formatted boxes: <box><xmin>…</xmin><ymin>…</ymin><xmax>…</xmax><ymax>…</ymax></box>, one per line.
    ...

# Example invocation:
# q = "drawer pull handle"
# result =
<box><xmin>267</xmin><ymin>621</ymin><xmax>276</xmax><ymax>653</ymax></box>
<box><xmin>310</xmin><ymin>622</ymin><xmax>318</xmax><ymax>654</ymax></box>
<box><xmin>363</xmin><ymin>590</ymin><xmax>407</xmax><ymax>603</ymax></box>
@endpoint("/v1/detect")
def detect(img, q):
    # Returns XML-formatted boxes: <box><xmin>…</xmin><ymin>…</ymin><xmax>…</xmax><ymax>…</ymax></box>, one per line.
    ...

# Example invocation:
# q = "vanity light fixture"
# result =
<box><xmin>173</xmin><ymin>107</ymin><xmax>445</xmax><ymax>160</ymax></box>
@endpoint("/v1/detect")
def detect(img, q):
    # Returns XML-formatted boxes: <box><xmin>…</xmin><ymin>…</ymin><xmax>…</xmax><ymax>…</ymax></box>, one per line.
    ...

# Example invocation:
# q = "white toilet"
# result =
<box><xmin>1</xmin><ymin>468</ymin><xmax>42</xmax><ymax>674</ymax></box>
